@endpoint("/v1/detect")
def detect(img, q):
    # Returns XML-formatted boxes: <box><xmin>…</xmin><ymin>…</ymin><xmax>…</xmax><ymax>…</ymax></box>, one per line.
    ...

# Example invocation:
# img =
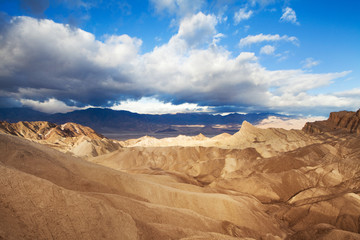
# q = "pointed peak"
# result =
<box><xmin>233</xmin><ymin>121</ymin><xmax>259</xmax><ymax>136</ymax></box>
<box><xmin>241</xmin><ymin>121</ymin><xmax>256</xmax><ymax>130</ymax></box>
<box><xmin>194</xmin><ymin>133</ymin><xmax>207</xmax><ymax>140</ymax></box>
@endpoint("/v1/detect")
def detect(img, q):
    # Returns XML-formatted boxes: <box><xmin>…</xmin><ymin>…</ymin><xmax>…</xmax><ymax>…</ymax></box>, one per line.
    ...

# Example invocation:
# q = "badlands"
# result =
<box><xmin>1</xmin><ymin>109</ymin><xmax>360</xmax><ymax>239</ymax></box>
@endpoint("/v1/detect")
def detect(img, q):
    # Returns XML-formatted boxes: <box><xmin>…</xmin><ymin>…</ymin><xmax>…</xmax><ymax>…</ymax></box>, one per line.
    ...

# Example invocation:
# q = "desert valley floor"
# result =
<box><xmin>1</xmin><ymin>110</ymin><xmax>360</xmax><ymax>239</ymax></box>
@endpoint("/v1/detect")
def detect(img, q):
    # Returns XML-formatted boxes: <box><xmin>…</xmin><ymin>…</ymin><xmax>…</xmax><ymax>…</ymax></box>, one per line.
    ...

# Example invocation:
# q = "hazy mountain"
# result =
<box><xmin>0</xmin><ymin>107</ymin><xmax>49</xmax><ymax>122</ymax></box>
<box><xmin>0</xmin><ymin>107</ymin><xmax>283</xmax><ymax>139</ymax></box>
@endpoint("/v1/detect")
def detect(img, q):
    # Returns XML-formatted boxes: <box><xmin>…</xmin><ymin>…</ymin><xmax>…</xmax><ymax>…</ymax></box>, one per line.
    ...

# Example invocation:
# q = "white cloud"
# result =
<box><xmin>330</xmin><ymin>90</ymin><xmax>360</xmax><ymax>112</ymax></box>
<box><xmin>239</xmin><ymin>33</ymin><xmax>299</xmax><ymax>47</ymax></box>
<box><xmin>256</xmin><ymin>116</ymin><xmax>327</xmax><ymax>130</ymax></box>
<box><xmin>212</xmin><ymin>33</ymin><xmax>225</xmax><ymax>46</ymax></box>
<box><xmin>335</xmin><ymin>88</ymin><xmax>360</xmax><ymax>97</ymax></box>
<box><xmin>265</xmin><ymin>70</ymin><xmax>351</xmax><ymax>94</ymax></box>
<box><xmin>0</xmin><ymin>15</ymin><xmax>356</xmax><ymax>115</ymax></box>
<box><xmin>95</xmin><ymin>34</ymin><xmax>142</xmax><ymax>68</ymax></box>
<box><xmin>234</xmin><ymin>8</ymin><xmax>253</xmax><ymax>25</ymax></box>
<box><xmin>111</xmin><ymin>97</ymin><xmax>210</xmax><ymax>114</ymax></box>
<box><xmin>20</xmin><ymin>98</ymin><xmax>89</xmax><ymax>114</ymax></box>
<box><xmin>268</xmin><ymin>90</ymin><xmax>354</xmax><ymax>109</ymax></box>
<box><xmin>150</xmin><ymin>0</ymin><xmax>205</xmax><ymax>16</ymax></box>
<box><xmin>302</xmin><ymin>57</ymin><xmax>320</xmax><ymax>69</ymax></box>
<box><xmin>280</xmin><ymin>7</ymin><xmax>299</xmax><ymax>25</ymax></box>
<box><xmin>260</xmin><ymin>45</ymin><xmax>275</xmax><ymax>55</ymax></box>
<box><xmin>175</xmin><ymin>12</ymin><xmax>217</xmax><ymax>48</ymax></box>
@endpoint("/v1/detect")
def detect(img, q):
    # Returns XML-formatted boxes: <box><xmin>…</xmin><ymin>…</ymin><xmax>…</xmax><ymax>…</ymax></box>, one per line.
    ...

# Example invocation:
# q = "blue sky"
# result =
<box><xmin>0</xmin><ymin>0</ymin><xmax>359</xmax><ymax>116</ymax></box>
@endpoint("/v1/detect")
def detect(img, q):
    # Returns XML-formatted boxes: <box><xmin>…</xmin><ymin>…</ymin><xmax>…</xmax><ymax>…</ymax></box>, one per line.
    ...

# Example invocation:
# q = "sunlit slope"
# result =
<box><xmin>124</xmin><ymin>121</ymin><xmax>319</xmax><ymax>158</ymax></box>
<box><xmin>0</xmin><ymin>121</ymin><xmax>122</xmax><ymax>158</ymax></box>
<box><xmin>0</xmin><ymin>133</ymin><xmax>285</xmax><ymax>239</ymax></box>
<box><xmin>90</xmin><ymin>119</ymin><xmax>360</xmax><ymax>239</ymax></box>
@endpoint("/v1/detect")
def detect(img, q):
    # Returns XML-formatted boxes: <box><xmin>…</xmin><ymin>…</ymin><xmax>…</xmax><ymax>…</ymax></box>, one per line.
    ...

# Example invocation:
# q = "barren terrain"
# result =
<box><xmin>1</xmin><ymin>109</ymin><xmax>360</xmax><ymax>239</ymax></box>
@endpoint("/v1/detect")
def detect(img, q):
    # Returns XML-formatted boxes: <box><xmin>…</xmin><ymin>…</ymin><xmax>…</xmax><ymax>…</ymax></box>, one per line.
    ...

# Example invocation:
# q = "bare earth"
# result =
<box><xmin>1</xmin><ymin>109</ymin><xmax>360</xmax><ymax>239</ymax></box>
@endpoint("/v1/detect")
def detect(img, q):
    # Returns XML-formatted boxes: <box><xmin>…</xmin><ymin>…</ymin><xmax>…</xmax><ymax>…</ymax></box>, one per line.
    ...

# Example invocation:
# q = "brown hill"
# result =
<box><xmin>89</xmin><ymin>119</ymin><xmax>360</xmax><ymax>239</ymax></box>
<box><xmin>1</xmin><ymin>110</ymin><xmax>360</xmax><ymax>239</ymax></box>
<box><xmin>124</xmin><ymin>121</ymin><xmax>319</xmax><ymax>158</ymax></box>
<box><xmin>0</xmin><ymin>133</ymin><xmax>285</xmax><ymax>239</ymax></box>
<box><xmin>303</xmin><ymin>109</ymin><xmax>360</xmax><ymax>134</ymax></box>
<box><xmin>90</xmin><ymin>146</ymin><xmax>262</xmax><ymax>185</ymax></box>
<box><xmin>0</xmin><ymin>121</ymin><xmax>104</xmax><ymax>139</ymax></box>
<box><xmin>0</xmin><ymin>121</ymin><xmax>122</xmax><ymax>157</ymax></box>
<box><xmin>226</xmin><ymin>121</ymin><xmax>319</xmax><ymax>157</ymax></box>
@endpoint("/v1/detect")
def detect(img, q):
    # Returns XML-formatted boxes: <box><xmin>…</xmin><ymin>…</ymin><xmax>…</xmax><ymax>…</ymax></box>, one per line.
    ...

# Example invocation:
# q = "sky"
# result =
<box><xmin>0</xmin><ymin>0</ymin><xmax>359</xmax><ymax>116</ymax></box>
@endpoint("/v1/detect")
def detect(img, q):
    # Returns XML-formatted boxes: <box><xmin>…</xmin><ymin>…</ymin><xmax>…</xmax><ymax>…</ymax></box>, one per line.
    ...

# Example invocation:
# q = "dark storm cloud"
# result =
<box><xmin>0</xmin><ymin>16</ymin><xmax>146</xmax><ymax>107</ymax></box>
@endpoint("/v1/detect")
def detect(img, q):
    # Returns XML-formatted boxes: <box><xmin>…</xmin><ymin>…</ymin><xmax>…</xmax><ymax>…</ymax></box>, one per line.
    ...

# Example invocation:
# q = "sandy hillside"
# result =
<box><xmin>123</xmin><ymin>121</ymin><xmax>320</xmax><ymax>158</ymax></box>
<box><xmin>0</xmin><ymin>133</ymin><xmax>285</xmax><ymax>239</ymax></box>
<box><xmin>1</xmin><ymin>109</ymin><xmax>360</xmax><ymax>239</ymax></box>
<box><xmin>0</xmin><ymin>121</ymin><xmax>122</xmax><ymax>158</ymax></box>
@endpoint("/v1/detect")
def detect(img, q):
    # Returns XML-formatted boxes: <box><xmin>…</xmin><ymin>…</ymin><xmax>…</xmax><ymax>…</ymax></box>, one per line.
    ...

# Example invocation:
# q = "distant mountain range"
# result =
<box><xmin>0</xmin><ymin>107</ymin><xmax>283</xmax><ymax>139</ymax></box>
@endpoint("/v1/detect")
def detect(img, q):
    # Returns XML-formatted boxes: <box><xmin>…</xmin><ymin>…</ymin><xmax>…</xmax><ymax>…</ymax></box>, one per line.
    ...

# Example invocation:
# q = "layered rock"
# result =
<box><xmin>0</xmin><ymin>121</ymin><xmax>122</xmax><ymax>157</ymax></box>
<box><xmin>303</xmin><ymin>109</ymin><xmax>360</xmax><ymax>134</ymax></box>
<box><xmin>0</xmin><ymin>121</ymin><xmax>104</xmax><ymax>140</ymax></box>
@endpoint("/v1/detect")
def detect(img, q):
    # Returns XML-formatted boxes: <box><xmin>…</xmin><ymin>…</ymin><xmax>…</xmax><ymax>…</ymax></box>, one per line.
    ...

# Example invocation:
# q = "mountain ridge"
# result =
<box><xmin>0</xmin><ymin>107</ymin><xmax>284</xmax><ymax>138</ymax></box>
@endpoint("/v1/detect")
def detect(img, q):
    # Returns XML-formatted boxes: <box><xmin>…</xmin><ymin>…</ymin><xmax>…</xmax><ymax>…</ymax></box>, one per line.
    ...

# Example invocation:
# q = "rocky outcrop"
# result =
<box><xmin>0</xmin><ymin>121</ymin><xmax>122</xmax><ymax>157</ymax></box>
<box><xmin>0</xmin><ymin>121</ymin><xmax>104</xmax><ymax>140</ymax></box>
<box><xmin>303</xmin><ymin>109</ymin><xmax>360</xmax><ymax>134</ymax></box>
